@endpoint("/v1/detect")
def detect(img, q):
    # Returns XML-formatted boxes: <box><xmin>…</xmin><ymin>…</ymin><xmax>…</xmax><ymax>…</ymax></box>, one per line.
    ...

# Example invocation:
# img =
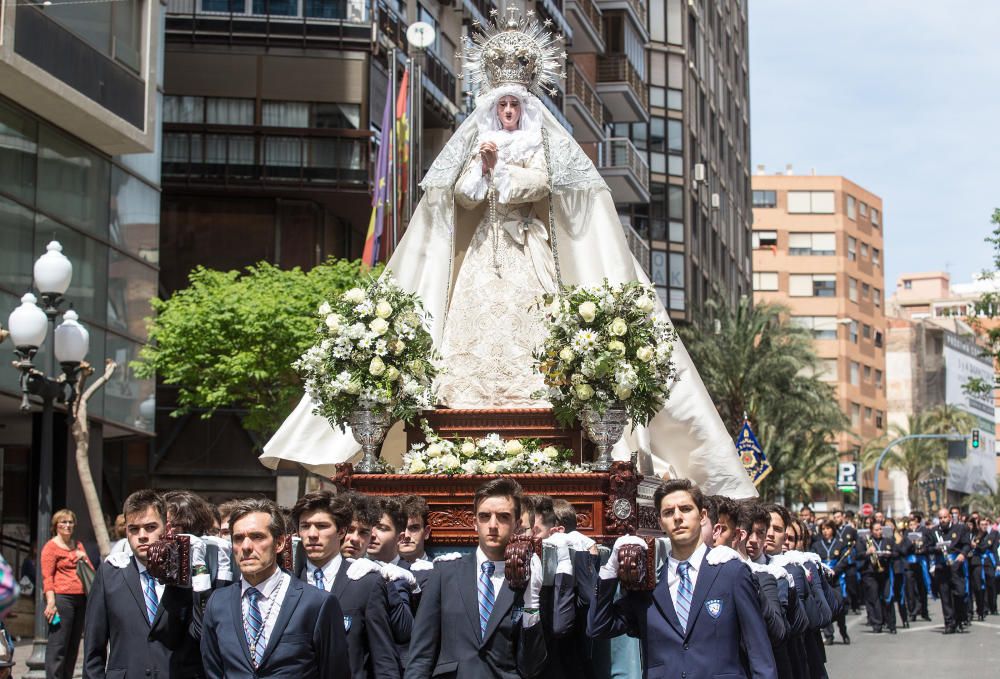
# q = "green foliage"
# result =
<box><xmin>679</xmin><ymin>296</ymin><xmax>848</xmax><ymax>504</ymax></box>
<box><xmin>966</xmin><ymin>207</ymin><xmax>1000</xmax><ymax>396</ymax></box>
<box><xmin>134</xmin><ymin>259</ymin><xmax>382</xmax><ymax>443</ymax></box>
<box><xmin>967</xmin><ymin>477</ymin><xmax>1000</xmax><ymax>515</ymax></box>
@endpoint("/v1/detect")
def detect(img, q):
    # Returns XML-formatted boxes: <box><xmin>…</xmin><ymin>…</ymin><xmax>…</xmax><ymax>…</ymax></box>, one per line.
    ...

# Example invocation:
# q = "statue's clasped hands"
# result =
<box><xmin>479</xmin><ymin>141</ymin><xmax>498</xmax><ymax>175</ymax></box>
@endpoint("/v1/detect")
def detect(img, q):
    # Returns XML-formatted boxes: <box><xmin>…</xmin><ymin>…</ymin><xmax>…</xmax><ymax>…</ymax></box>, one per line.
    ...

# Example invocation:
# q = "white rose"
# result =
<box><xmin>441</xmin><ymin>454</ymin><xmax>460</xmax><ymax>468</ymax></box>
<box><xmin>614</xmin><ymin>385</ymin><xmax>633</xmax><ymax>400</ymax></box>
<box><xmin>385</xmin><ymin>366</ymin><xmax>400</xmax><ymax>381</ymax></box>
<box><xmin>559</xmin><ymin>347</ymin><xmax>575</xmax><ymax>362</ymax></box>
<box><xmin>325</xmin><ymin>314</ymin><xmax>343</xmax><ymax>334</ymax></box>
<box><xmin>542</xmin><ymin>446</ymin><xmax>559</xmax><ymax>460</ymax></box>
<box><xmin>461</xmin><ymin>441</ymin><xmax>476</xmax><ymax>455</ymax></box>
<box><xmin>505</xmin><ymin>440</ymin><xmax>524</xmax><ymax>454</ymax></box>
<box><xmin>375</xmin><ymin>300</ymin><xmax>393</xmax><ymax>319</ymax></box>
<box><xmin>345</xmin><ymin>380</ymin><xmax>361</xmax><ymax>395</ymax></box>
<box><xmin>369</xmin><ymin>318</ymin><xmax>390</xmax><ymax>335</ymax></box>
<box><xmin>607</xmin><ymin>340</ymin><xmax>626</xmax><ymax>355</ymax></box>
<box><xmin>609</xmin><ymin>318</ymin><xmax>628</xmax><ymax>336</ymax></box>
<box><xmin>369</xmin><ymin>357</ymin><xmax>386</xmax><ymax>376</ymax></box>
<box><xmin>636</xmin><ymin>295</ymin><xmax>655</xmax><ymax>313</ymax></box>
<box><xmin>426</xmin><ymin>443</ymin><xmax>443</xmax><ymax>458</ymax></box>
<box><xmin>318</xmin><ymin>301</ymin><xmax>332</xmax><ymax>315</ymax></box>
<box><xmin>636</xmin><ymin>346</ymin><xmax>655</xmax><ymax>363</ymax></box>
<box><xmin>578</xmin><ymin>301</ymin><xmax>597</xmax><ymax>323</ymax></box>
<box><xmin>574</xmin><ymin>384</ymin><xmax>594</xmax><ymax>401</ymax></box>
<box><xmin>393</xmin><ymin>340</ymin><xmax>406</xmax><ymax>355</ymax></box>
<box><xmin>483</xmin><ymin>462</ymin><xmax>498</xmax><ymax>474</ymax></box>
<box><xmin>343</xmin><ymin>287</ymin><xmax>366</xmax><ymax>303</ymax></box>
<box><xmin>410</xmin><ymin>360</ymin><xmax>426</xmax><ymax>377</ymax></box>
<box><xmin>408</xmin><ymin>459</ymin><xmax>427</xmax><ymax>473</ymax></box>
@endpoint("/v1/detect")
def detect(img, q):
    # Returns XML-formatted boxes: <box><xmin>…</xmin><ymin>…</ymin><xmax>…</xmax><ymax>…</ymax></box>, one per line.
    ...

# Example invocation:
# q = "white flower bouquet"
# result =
<box><xmin>534</xmin><ymin>279</ymin><xmax>679</xmax><ymax>428</ymax></box>
<box><xmin>295</xmin><ymin>273</ymin><xmax>439</xmax><ymax>429</ymax></box>
<box><xmin>398</xmin><ymin>421</ymin><xmax>583</xmax><ymax>475</ymax></box>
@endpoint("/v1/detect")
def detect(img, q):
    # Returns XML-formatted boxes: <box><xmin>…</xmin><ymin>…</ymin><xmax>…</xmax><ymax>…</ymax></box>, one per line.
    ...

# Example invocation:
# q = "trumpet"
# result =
<box><xmin>866</xmin><ymin>537</ymin><xmax>885</xmax><ymax>573</ymax></box>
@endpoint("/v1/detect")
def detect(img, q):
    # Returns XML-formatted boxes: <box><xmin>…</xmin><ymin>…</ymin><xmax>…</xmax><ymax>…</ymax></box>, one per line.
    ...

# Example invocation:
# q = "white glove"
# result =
<box><xmin>432</xmin><ymin>552</ymin><xmax>463</xmax><ymax>563</ymax></box>
<box><xmin>410</xmin><ymin>559</ymin><xmax>434</xmax><ymax>572</ymax></box>
<box><xmin>346</xmin><ymin>558</ymin><xmax>383</xmax><ymax>580</ymax></box>
<box><xmin>796</xmin><ymin>550</ymin><xmax>821</xmax><ymax>564</ymax></box>
<box><xmin>106</xmin><ymin>551</ymin><xmax>131</xmax><ymax>568</ymax></box>
<box><xmin>524</xmin><ymin>554</ymin><xmax>543</xmax><ymax>610</ymax></box>
<box><xmin>181</xmin><ymin>535</ymin><xmax>210</xmax><ymax>592</ymax></box>
<box><xmin>565</xmin><ymin>531</ymin><xmax>596</xmax><ymax>552</ymax></box>
<box><xmin>819</xmin><ymin>562</ymin><xmax>835</xmax><ymax>578</ymax></box>
<box><xmin>202</xmin><ymin>535</ymin><xmax>234</xmax><ymax>582</ymax></box>
<box><xmin>599</xmin><ymin>535</ymin><xmax>647</xmax><ymax>580</ymax></box>
<box><xmin>381</xmin><ymin>563</ymin><xmax>417</xmax><ymax>589</ymax></box>
<box><xmin>543</xmin><ymin>533</ymin><xmax>573</xmax><ymax>574</ymax></box>
<box><xmin>706</xmin><ymin>545</ymin><xmax>741</xmax><ymax>565</ymax></box>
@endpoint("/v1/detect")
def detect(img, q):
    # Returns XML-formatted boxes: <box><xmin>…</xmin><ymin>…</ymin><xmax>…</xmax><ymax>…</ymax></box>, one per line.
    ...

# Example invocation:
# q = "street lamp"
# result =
<box><xmin>6</xmin><ymin>241</ymin><xmax>88</xmax><ymax>678</ymax></box>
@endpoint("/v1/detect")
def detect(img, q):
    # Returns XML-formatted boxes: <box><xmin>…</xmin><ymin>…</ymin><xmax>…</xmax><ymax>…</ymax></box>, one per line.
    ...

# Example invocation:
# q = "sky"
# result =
<box><xmin>748</xmin><ymin>0</ymin><xmax>1000</xmax><ymax>296</ymax></box>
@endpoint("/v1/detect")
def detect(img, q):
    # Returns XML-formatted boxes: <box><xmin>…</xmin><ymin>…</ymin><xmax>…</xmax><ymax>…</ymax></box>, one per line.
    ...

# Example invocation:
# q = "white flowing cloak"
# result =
<box><xmin>260</xmin><ymin>93</ymin><xmax>756</xmax><ymax>499</ymax></box>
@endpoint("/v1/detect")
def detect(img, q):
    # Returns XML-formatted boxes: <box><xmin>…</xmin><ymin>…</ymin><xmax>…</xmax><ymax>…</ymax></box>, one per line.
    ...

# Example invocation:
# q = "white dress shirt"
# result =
<box><xmin>241</xmin><ymin>568</ymin><xmax>290</xmax><ymax>654</ymax></box>
<box><xmin>666</xmin><ymin>542</ymin><xmax>707</xmax><ymax>606</ymax></box>
<box><xmin>306</xmin><ymin>554</ymin><xmax>342</xmax><ymax>592</ymax></box>
<box><xmin>136</xmin><ymin>560</ymin><xmax>166</xmax><ymax>601</ymax></box>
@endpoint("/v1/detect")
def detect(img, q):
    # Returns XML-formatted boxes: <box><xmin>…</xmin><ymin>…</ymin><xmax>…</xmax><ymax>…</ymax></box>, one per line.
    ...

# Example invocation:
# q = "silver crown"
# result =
<box><xmin>461</xmin><ymin>6</ymin><xmax>567</xmax><ymax>98</ymax></box>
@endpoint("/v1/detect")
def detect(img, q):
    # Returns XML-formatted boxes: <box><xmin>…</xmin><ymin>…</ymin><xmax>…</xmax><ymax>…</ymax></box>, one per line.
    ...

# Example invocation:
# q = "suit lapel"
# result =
<box><xmin>259</xmin><ymin>577</ymin><xmax>302</xmax><ymax>667</ymax></box>
<box><xmin>651</xmin><ymin>574</ymin><xmax>683</xmax><ymax>637</ymax></box>
<box><xmin>482</xmin><ymin>580</ymin><xmax>515</xmax><ymax>646</ymax></box>
<box><xmin>456</xmin><ymin>555</ymin><xmax>481</xmax><ymax>633</ymax></box>
<box><xmin>229</xmin><ymin>583</ymin><xmax>254</xmax><ymax>668</ymax></box>
<box><xmin>124</xmin><ymin>559</ymin><xmax>151</xmax><ymax>627</ymax></box>
<box><xmin>331</xmin><ymin>559</ymin><xmax>351</xmax><ymax>600</ymax></box>
<box><xmin>683</xmin><ymin>561</ymin><xmax>721</xmax><ymax>640</ymax></box>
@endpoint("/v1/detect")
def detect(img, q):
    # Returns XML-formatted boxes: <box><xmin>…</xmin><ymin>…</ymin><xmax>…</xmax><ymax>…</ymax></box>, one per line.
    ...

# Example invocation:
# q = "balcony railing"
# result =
<box><xmin>423</xmin><ymin>48</ymin><xmax>458</xmax><ymax>106</ymax></box>
<box><xmin>375</xmin><ymin>0</ymin><xmax>407</xmax><ymax>50</ymax></box>
<box><xmin>162</xmin><ymin>126</ymin><xmax>370</xmax><ymax>186</ymax></box>
<box><xmin>461</xmin><ymin>0</ymin><xmax>497</xmax><ymax>27</ymax></box>
<box><xmin>566</xmin><ymin>0</ymin><xmax>602</xmax><ymax>39</ymax></box>
<box><xmin>596</xmin><ymin>54</ymin><xmax>648</xmax><ymax>110</ymax></box>
<box><xmin>623</xmin><ymin>221</ymin><xmax>651</xmax><ymax>275</ymax></box>
<box><xmin>567</xmin><ymin>62</ymin><xmax>605</xmax><ymax>130</ymax></box>
<box><xmin>596</xmin><ymin>136</ymin><xmax>650</xmax><ymax>203</ymax></box>
<box><xmin>166</xmin><ymin>0</ymin><xmax>367</xmax><ymax>20</ymax></box>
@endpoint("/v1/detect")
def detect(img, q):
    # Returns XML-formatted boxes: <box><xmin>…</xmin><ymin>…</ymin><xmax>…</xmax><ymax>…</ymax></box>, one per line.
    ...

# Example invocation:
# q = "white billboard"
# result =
<box><xmin>944</xmin><ymin>333</ymin><xmax>997</xmax><ymax>494</ymax></box>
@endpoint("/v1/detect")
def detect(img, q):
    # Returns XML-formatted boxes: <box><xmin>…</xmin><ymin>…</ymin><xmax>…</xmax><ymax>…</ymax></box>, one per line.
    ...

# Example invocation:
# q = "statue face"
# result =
<box><xmin>496</xmin><ymin>95</ymin><xmax>521</xmax><ymax>131</ymax></box>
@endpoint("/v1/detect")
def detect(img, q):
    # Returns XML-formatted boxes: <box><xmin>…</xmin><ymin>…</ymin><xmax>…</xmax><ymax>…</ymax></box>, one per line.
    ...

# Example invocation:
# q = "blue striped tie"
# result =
<box><xmin>478</xmin><ymin>561</ymin><xmax>496</xmax><ymax>639</ymax></box>
<box><xmin>245</xmin><ymin>588</ymin><xmax>265</xmax><ymax>666</ymax></box>
<box><xmin>142</xmin><ymin>571</ymin><xmax>158</xmax><ymax>625</ymax></box>
<box><xmin>675</xmin><ymin>561</ymin><xmax>693</xmax><ymax>632</ymax></box>
<box><xmin>313</xmin><ymin>568</ymin><xmax>325</xmax><ymax>591</ymax></box>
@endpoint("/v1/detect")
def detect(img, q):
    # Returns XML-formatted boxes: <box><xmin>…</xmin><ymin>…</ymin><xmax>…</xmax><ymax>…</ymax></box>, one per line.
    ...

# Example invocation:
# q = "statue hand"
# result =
<box><xmin>479</xmin><ymin>142</ymin><xmax>498</xmax><ymax>173</ymax></box>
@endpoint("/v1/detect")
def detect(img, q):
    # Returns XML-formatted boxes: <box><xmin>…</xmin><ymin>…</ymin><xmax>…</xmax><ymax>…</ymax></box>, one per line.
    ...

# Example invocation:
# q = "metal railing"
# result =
<box><xmin>566</xmin><ymin>0</ymin><xmax>602</xmax><ymax>37</ymax></box>
<box><xmin>166</xmin><ymin>0</ymin><xmax>367</xmax><ymax>20</ymax></box>
<box><xmin>597</xmin><ymin>136</ymin><xmax>649</xmax><ymax>191</ymax></box>
<box><xmin>461</xmin><ymin>0</ymin><xmax>496</xmax><ymax>27</ymax></box>
<box><xmin>566</xmin><ymin>62</ymin><xmax>605</xmax><ymax>129</ymax></box>
<box><xmin>596</xmin><ymin>54</ymin><xmax>648</xmax><ymax>110</ymax></box>
<box><xmin>622</xmin><ymin>221</ymin><xmax>651</xmax><ymax>275</ymax></box>
<box><xmin>597</xmin><ymin>0</ymin><xmax>645</xmax><ymax>28</ymax></box>
<box><xmin>162</xmin><ymin>127</ymin><xmax>370</xmax><ymax>185</ymax></box>
<box><xmin>423</xmin><ymin>48</ymin><xmax>458</xmax><ymax>106</ymax></box>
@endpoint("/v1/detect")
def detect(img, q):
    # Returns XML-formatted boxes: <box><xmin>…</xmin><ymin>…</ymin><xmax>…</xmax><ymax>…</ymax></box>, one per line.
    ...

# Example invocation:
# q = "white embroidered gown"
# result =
<box><xmin>435</xmin><ymin>139</ymin><xmax>556</xmax><ymax>408</ymax></box>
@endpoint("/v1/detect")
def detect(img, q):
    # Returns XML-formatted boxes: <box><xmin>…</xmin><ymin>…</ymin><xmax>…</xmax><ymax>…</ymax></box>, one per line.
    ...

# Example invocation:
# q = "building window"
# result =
<box><xmin>864</xmin><ymin>406</ymin><xmax>872</xmax><ymax>420</ymax></box>
<box><xmin>752</xmin><ymin>190</ymin><xmax>777</xmax><ymax>208</ymax></box>
<box><xmin>669</xmin><ymin>221</ymin><xmax>684</xmax><ymax>243</ymax></box>
<box><xmin>875</xmin><ymin>369</ymin><xmax>883</xmax><ymax>389</ymax></box>
<box><xmin>752</xmin><ymin>272</ymin><xmax>779</xmax><ymax>291</ymax></box>
<box><xmin>862</xmin><ymin>323</ymin><xmax>871</xmax><ymax>339</ymax></box>
<box><xmin>206</xmin><ymin>98</ymin><xmax>254</xmax><ymax>125</ymax></box>
<box><xmin>787</xmin><ymin>191</ymin><xmax>835</xmax><ymax>214</ymax></box>
<box><xmin>667</xmin><ymin>89</ymin><xmax>683</xmax><ymax>110</ymax></box>
<box><xmin>851</xmin><ymin>403</ymin><xmax>861</xmax><ymax>428</ymax></box>
<box><xmin>850</xmin><ymin>361</ymin><xmax>859</xmax><ymax>385</ymax></box>
<box><xmin>164</xmin><ymin>95</ymin><xmax>205</xmax><ymax>123</ymax></box>
<box><xmin>873</xmin><ymin>248</ymin><xmax>881</xmax><ymax>266</ymax></box>
<box><xmin>874</xmin><ymin>330</ymin><xmax>884</xmax><ymax>348</ymax></box>
<box><xmin>792</xmin><ymin>316</ymin><xmax>839</xmax><ymax>340</ymax></box>
<box><xmin>872</xmin><ymin>208</ymin><xmax>880</xmax><ymax>226</ymax></box>
<box><xmin>789</xmin><ymin>274</ymin><xmax>836</xmax><ymax>297</ymax></box>
<box><xmin>650</xmin><ymin>86</ymin><xmax>665</xmax><ymax>107</ymax></box>
<box><xmin>848</xmin><ymin>277</ymin><xmax>858</xmax><ymax>302</ymax></box>
<box><xmin>862</xmin><ymin>282</ymin><xmax>870</xmax><ymax>299</ymax></box>
<box><xmin>860</xmin><ymin>202</ymin><xmax>868</xmax><ymax>217</ymax></box>
<box><xmin>752</xmin><ymin>230</ymin><xmax>777</xmax><ymax>248</ymax></box>
<box><xmin>864</xmin><ymin>365</ymin><xmax>872</xmax><ymax>382</ymax></box>
<box><xmin>847</xmin><ymin>236</ymin><xmax>856</xmax><ymax>261</ymax></box>
<box><xmin>846</xmin><ymin>194</ymin><xmax>857</xmax><ymax>220</ymax></box>
<box><xmin>873</xmin><ymin>288</ymin><xmax>882</xmax><ymax>306</ymax></box>
<box><xmin>788</xmin><ymin>232</ymin><xmax>836</xmax><ymax>256</ymax></box>
<box><xmin>820</xmin><ymin>358</ymin><xmax>838</xmax><ymax>382</ymax></box>
<box><xmin>849</xmin><ymin>320</ymin><xmax>858</xmax><ymax>343</ymax></box>
<box><xmin>875</xmin><ymin>410</ymin><xmax>884</xmax><ymax>429</ymax></box>
<box><xmin>860</xmin><ymin>242</ymin><xmax>869</xmax><ymax>259</ymax></box>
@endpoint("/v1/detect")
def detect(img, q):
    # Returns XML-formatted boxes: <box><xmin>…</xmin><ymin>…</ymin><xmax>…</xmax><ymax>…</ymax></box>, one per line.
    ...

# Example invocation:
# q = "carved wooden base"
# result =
<box><xmin>405</xmin><ymin>408</ymin><xmax>593</xmax><ymax>465</ymax></box>
<box><xmin>335</xmin><ymin>460</ymin><xmax>641</xmax><ymax>546</ymax></box>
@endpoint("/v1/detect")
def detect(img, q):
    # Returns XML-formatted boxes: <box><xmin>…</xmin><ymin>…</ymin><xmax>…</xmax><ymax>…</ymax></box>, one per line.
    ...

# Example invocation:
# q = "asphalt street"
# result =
<box><xmin>825</xmin><ymin>609</ymin><xmax>1000</xmax><ymax>677</ymax></box>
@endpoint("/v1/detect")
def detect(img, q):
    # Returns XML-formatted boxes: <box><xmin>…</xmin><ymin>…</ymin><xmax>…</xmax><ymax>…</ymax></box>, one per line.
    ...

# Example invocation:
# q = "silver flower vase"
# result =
<box><xmin>580</xmin><ymin>405</ymin><xmax>628</xmax><ymax>471</ymax></box>
<box><xmin>347</xmin><ymin>407</ymin><xmax>392</xmax><ymax>473</ymax></box>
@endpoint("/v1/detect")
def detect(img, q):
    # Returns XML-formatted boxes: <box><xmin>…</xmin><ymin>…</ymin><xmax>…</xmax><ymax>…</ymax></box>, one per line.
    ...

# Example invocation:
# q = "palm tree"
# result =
<box><xmin>680</xmin><ymin>296</ymin><xmax>848</xmax><ymax>502</ymax></box>
<box><xmin>967</xmin><ymin>478</ymin><xmax>1000</xmax><ymax>515</ymax></box>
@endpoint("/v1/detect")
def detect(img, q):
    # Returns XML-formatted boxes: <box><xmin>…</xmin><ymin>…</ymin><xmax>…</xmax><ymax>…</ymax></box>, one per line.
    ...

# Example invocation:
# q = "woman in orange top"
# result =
<box><xmin>40</xmin><ymin>509</ymin><xmax>93</xmax><ymax>679</ymax></box>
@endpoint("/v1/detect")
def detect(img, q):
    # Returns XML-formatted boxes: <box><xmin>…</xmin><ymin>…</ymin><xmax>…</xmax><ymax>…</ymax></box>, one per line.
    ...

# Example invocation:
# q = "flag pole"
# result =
<box><xmin>389</xmin><ymin>47</ymin><xmax>398</xmax><ymax>258</ymax></box>
<box><xmin>406</xmin><ymin>54</ymin><xmax>416</xmax><ymax>225</ymax></box>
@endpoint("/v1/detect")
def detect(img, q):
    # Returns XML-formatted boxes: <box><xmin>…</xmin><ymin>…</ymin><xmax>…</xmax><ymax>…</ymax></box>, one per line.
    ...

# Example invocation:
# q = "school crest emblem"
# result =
<box><xmin>511</xmin><ymin>607</ymin><xmax>524</xmax><ymax>624</ymax></box>
<box><xmin>343</xmin><ymin>616</ymin><xmax>353</xmax><ymax>632</ymax></box>
<box><xmin>706</xmin><ymin>599</ymin><xmax>723</xmax><ymax>618</ymax></box>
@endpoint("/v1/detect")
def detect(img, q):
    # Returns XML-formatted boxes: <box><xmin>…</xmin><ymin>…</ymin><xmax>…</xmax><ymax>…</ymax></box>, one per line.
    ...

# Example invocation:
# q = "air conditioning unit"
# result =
<box><xmin>711</xmin><ymin>193</ymin><xmax>720</xmax><ymax>209</ymax></box>
<box><xmin>694</xmin><ymin>163</ymin><xmax>706</xmax><ymax>182</ymax></box>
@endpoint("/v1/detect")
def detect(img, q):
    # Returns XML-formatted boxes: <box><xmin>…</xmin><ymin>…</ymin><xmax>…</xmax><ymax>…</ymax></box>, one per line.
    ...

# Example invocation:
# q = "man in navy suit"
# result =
<box><xmin>588</xmin><ymin>478</ymin><xmax>777</xmax><ymax>679</ymax></box>
<box><xmin>200</xmin><ymin>498</ymin><xmax>350</xmax><ymax>679</ymax></box>
<box><xmin>405</xmin><ymin>478</ymin><xmax>547</xmax><ymax>679</ymax></box>
<box><xmin>84</xmin><ymin>489</ymin><xmax>203</xmax><ymax>678</ymax></box>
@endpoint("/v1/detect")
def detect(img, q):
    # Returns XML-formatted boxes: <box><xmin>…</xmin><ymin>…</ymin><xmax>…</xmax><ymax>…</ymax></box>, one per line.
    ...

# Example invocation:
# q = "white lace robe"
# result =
<box><xmin>435</xmin><ymin>144</ymin><xmax>556</xmax><ymax>408</ymax></box>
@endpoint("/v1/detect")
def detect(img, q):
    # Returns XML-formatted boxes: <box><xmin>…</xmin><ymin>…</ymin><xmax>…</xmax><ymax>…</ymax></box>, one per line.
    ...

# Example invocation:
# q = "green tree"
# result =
<box><xmin>134</xmin><ymin>259</ymin><xmax>380</xmax><ymax>443</ymax></box>
<box><xmin>965</xmin><ymin>207</ymin><xmax>1000</xmax><ymax>396</ymax></box>
<box><xmin>967</xmin><ymin>477</ymin><xmax>1000</xmax><ymax>515</ymax></box>
<box><xmin>679</xmin><ymin>296</ymin><xmax>848</xmax><ymax>503</ymax></box>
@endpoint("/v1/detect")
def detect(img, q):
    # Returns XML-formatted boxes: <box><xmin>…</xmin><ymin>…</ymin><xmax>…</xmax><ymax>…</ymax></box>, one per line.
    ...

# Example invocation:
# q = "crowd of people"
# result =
<box><xmin>0</xmin><ymin>482</ymin><xmax>995</xmax><ymax>678</ymax></box>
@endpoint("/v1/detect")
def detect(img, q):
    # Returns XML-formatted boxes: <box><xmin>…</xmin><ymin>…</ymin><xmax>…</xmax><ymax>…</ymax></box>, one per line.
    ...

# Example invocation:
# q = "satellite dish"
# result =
<box><xmin>407</xmin><ymin>21</ymin><xmax>436</xmax><ymax>50</ymax></box>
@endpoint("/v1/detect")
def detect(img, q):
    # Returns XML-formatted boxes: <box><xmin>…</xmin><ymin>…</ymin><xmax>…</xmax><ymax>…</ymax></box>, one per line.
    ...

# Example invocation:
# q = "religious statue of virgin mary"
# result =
<box><xmin>261</xmin><ymin>8</ymin><xmax>755</xmax><ymax>497</ymax></box>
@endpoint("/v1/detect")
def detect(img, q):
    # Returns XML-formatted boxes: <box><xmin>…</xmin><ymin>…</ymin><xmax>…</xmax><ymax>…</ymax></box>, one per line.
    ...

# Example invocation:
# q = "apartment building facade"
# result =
<box><xmin>751</xmin><ymin>174</ymin><xmax>887</xmax><ymax>501</ymax></box>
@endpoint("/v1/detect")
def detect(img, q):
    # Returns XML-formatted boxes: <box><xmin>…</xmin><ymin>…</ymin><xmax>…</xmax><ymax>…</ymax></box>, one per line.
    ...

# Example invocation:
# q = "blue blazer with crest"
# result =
<box><xmin>587</xmin><ymin>557</ymin><xmax>777</xmax><ymax>679</ymax></box>
<box><xmin>200</xmin><ymin>574</ymin><xmax>350</xmax><ymax>679</ymax></box>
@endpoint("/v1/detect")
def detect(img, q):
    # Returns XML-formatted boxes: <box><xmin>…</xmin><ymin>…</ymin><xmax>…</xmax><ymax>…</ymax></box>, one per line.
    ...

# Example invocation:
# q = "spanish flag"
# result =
<box><xmin>362</xmin><ymin>79</ymin><xmax>395</xmax><ymax>268</ymax></box>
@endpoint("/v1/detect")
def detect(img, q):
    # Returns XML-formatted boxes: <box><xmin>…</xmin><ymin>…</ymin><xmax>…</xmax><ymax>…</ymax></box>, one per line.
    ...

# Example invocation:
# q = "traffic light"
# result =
<box><xmin>972</xmin><ymin>429</ymin><xmax>981</xmax><ymax>449</ymax></box>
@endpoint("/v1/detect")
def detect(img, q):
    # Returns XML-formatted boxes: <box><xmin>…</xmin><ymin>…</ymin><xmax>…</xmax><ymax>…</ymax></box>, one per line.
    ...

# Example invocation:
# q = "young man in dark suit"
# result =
<box><xmin>588</xmin><ymin>478</ymin><xmax>777</xmax><ymax>679</ymax></box>
<box><xmin>200</xmin><ymin>498</ymin><xmax>350</xmax><ymax>679</ymax></box>
<box><xmin>84</xmin><ymin>489</ymin><xmax>203</xmax><ymax>678</ymax></box>
<box><xmin>292</xmin><ymin>491</ymin><xmax>401</xmax><ymax>679</ymax></box>
<box><xmin>405</xmin><ymin>478</ymin><xmax>547</xmax><ymax>679</ymax></box>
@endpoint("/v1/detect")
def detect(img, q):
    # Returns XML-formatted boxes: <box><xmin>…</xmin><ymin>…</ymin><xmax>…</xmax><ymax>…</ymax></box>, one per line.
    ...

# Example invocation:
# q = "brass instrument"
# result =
<box><xmin>866</xmin><ymin>537</ymin><xmax>885</xmax><ymax>573</ymax></box>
